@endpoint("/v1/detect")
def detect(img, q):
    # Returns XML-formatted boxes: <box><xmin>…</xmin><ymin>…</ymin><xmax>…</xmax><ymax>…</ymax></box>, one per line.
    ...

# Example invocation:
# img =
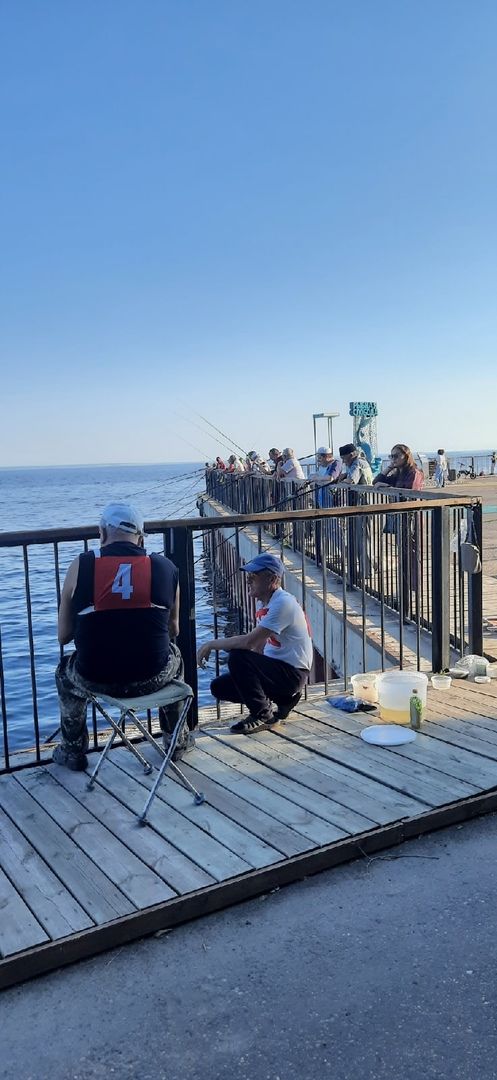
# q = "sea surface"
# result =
<box><xmin>0</xmin><ymin>463</ymin><xmax>235</xmax><ymax>754</ymax></box>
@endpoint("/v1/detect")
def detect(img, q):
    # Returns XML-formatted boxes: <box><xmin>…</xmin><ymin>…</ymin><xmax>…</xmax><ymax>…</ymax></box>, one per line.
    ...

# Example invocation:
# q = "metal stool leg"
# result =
<box><xmin>138</xmin><ymin>699</ymin><xmax>204</xmax><ymax>823</ymax></box>
<box><xmin>87</xmin><ymin>701</ymin><xmax>152</xmax><ymax>790</ymax></box>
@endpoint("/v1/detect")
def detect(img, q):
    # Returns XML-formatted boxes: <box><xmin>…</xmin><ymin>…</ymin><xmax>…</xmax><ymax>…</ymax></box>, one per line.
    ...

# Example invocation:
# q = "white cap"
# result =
<box><xmin>317</xmin><ymin>446</ymin><xmax>333</xmax><ymax>455</ymax></box>
<box><xmin>100</xmin><ymin>502</ymin><xmax>144</xmax><ymax>534</ymax></box>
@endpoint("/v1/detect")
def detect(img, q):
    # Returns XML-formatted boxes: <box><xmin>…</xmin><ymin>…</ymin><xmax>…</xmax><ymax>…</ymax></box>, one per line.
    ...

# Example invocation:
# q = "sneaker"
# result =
<box><xmin>52</xmin><ymin>744</ymin><xmax>88</xmax><ymax>771</ymax></box>
<box><xmin>230</xmin><ymin>715</ymin><xmax>277</xmax><ymax>735</ymax></box>
<box><xmin>272</xmin><ymin>692</ymin><xmax>302</xmax><ymax>722</ymax></box>
<box><xmin>162</xmin><ymin>727</ymin><xmax>196</xmax><ymax>761</ymax></box>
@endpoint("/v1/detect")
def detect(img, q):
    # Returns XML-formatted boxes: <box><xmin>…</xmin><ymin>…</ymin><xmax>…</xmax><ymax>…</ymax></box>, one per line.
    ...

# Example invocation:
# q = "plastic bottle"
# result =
<box><xmin>410</xmin><ymin>690</ymin><xmax>423</xmax><ymax>730</ymax></box>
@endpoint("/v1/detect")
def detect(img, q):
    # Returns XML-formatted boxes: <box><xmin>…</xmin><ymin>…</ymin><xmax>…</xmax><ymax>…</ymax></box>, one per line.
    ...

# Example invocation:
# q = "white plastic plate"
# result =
<box><xmin>360</xmin><ymin>724</ymin><xmax>417</xmax><ymax>746</ymax></box>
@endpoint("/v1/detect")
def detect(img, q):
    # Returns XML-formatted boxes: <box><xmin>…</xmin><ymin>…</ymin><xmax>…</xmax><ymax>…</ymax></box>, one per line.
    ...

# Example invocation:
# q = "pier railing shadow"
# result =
<box><xmin>0</xmin><ymin>493</ymin><xmax>482</xmax><ymax>774</ymax></box>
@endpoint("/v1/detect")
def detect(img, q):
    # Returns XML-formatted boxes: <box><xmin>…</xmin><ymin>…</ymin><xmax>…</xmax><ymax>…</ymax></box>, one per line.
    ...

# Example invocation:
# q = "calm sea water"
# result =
<box><xmin>0</xmin><ymin>463</ymin><xmax>234</xmax><ymax>753</ymax></box>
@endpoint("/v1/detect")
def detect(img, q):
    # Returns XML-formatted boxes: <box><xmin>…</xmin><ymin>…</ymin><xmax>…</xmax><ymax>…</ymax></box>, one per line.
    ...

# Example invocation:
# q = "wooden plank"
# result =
<box><xmin>89</xmin><ymin>756</ymin><xmax>252</xmax><ymax>881</ymax></box>
<box><xmin>0</xmin><ymin>776</ymin><xmax>133</xmax><ymax>924</ymax></box>
<box><xmin>113</xmin><ymin>746</ymin><xmax>289</xmax><ymax>870</ymax></box>
<box><xmin>196</xmin><ymin>741</ymin><xmax>348</xmax><ymax>846</ymax></box>
<box><xmin>302</xmin><ymin>707</ymin><xmax>497</xmax><ymax>790</ymax></box>
<box><xmin>207</xmin><ymin>732</ymin><xmax>377</xmax><ymax>833</ymax></box>
<box><xmin>18</xmin><ymin>768</ymin><xmax>174</xmax><ymax>909</ymax></box>
<box><xmin>0</xmin><ymin>862</ymin><xmax>49</xmax><ymax>958</ymax></box>
<box><xmin>50</xmin><ymin>765</ymin><xmax>215</xmax><ymax>895</ymax></box>
<box><xmin>0</xmin><ymin>807</ymin><xmax>93</xmax><ymax>939</ymax></box>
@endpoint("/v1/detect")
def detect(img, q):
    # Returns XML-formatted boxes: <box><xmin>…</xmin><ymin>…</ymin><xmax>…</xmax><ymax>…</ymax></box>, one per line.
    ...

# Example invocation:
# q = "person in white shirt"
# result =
<box><xmin>197</xmin><ymin>553</ymin><xmax>313</xmax><ymax>734</ymax></box>
<box><xmin>276</xmin><ymin>448</ymin><xmax>305</xmax><ymax>481</ymax></box>
<box><xmin>434</xmin><ymin>449</ymin><xmax>448</xmax><ymax>487</ymax></box>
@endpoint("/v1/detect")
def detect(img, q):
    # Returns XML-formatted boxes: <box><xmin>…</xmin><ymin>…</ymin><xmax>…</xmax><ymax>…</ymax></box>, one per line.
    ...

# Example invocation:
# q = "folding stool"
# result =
<box><xmin>86</xmin><ymin>679</ymin><xmax>204</xmax><ymax>823</ymax></box>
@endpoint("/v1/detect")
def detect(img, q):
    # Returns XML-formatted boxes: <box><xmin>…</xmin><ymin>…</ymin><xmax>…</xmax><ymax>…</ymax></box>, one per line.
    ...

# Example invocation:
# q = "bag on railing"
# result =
<box><xmin>460</xmin><ymin>511</ymin><xmax>482</xmax><ymax>574</ymax></box>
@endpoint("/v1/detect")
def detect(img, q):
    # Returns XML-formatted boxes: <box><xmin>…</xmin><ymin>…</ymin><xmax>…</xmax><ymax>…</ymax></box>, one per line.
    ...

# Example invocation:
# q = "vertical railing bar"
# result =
<box><xmin>0</xmin><ymin>625</ymin><xmax>10</xmax><ymax>772</ymax></box>
<box><xmin>361</xmin><ymin>518</ymin><xmax>366</xmax><ymax>671</ymax></box>
<box><xmin>211</xmin><ymin>530</ymin><xmax>221</xmax><ymax>720</ymax></box>
<box><xmin>341</xmin><ymin>518</ymin><xmax>348</xmax><ymax>691</ymax></box>
<box><xmin>451</xmin><ymin>508</ymin><xmax>458</xmax><ymax>651</ymax></box>
<box><xmin>320</xmin><ymin>521</ymin><xmax>329</xmax><ymax>697</ymax></box>
<box><xmin>398</xmin><ymin>516</ymin><xmax>404</xmax><ymax>668</ymax></box>
<box><xmin>53</xmin><ymin>541</ymin><xmax>64</xmax><ymax>664</ymax></box>
<box><xmin>22</xmin><ymin>545</ymin><xmax>41</xmax><ymax>761</ymax></box>
<box><xmin>379</xmin><ymin>512</ymin><xmax>386</xmax><ymax>670</ymax></box>
<box><xmin>414</xmin><ymin>512</ymin><xmax>421</xmax><ymax>669</ymax></box>
<box><xmin>301</xmin><ymin>524</ymin><xmax>310</xmax><ymax>701</ymax></box>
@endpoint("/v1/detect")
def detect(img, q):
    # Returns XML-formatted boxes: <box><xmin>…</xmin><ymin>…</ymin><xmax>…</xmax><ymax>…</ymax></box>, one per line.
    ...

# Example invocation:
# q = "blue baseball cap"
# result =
<box><xmin>241</xmin><ymin>554</ymin><xmax>284</xmax><ymax>577</ymax></box>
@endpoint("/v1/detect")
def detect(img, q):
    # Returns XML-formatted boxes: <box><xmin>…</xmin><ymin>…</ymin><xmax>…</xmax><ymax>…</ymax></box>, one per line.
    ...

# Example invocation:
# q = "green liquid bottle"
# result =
<box><xmin>410</xmin><ymin>690</ymin><xmax>423</xmax><ymax>730</ymax></box>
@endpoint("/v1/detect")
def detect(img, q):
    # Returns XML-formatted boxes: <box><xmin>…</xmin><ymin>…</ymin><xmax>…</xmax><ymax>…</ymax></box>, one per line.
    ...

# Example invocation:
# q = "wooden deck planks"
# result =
<box><xmin>0</xmin><ymin>811</ymin><xmax>93</xmax><ymax>941</ymax></box>
<box><xmin>278</xmin><ymin>712</ymin><xmax>478</xmax><ymax>804</ymax></box>
<box><xmin>0</xmin><ymin>776</ymin><xmax>134</xmax><ymax>924</ymax></box>
<box><xmin>50</xmin><ymin>765</ymin><xmax>215</xmax><ymax>895</ymax></box>
<box><xmin>194</xmin><ymin>740</ymin><xmax>348</xmax><ymax>846</ymax></box>
<box><xmin>2</xmin><ymin>679</ymin><xmax>497</xmax><ymax>982</ymax></box>
<box><xmin>112</xmin><ymin>745</ymin><xmax>295</xmax><ymax>870</ymax></box>
<box><xmin>302</xmin><ymin>705</ymin><xmax>497</xmax><ymax>790</ymax></box>
<box><xmin>0</xmin><ymin>863</ymin><xmax>49</xmax><ymax>958</ymax></box>
<box><xmin>88</xmin><ymin>757</ymin><xmax>253</xmax><ymax>881</ymax></box>
<box><xmin>17</xmin><ymin>768</ymin><xmax>175</xmax><ymax>909</ymax></box>
<box><xmin>245</xmin><ymin>723</ymin><xmax>429</xmax><ymax>823</ymax></box>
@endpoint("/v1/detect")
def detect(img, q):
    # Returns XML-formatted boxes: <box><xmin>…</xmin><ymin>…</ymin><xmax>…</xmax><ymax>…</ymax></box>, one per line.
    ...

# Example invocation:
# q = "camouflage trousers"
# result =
<box><xmin>55</xmin><ymin>643</ymin><xmax>185</xmax><ymax>754</ymax></box>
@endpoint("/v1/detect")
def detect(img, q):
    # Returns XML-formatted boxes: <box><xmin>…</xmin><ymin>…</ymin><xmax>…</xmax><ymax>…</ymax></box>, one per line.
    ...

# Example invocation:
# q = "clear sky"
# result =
<box><xmin>1</xmin><ymin>0</ymin><xmax>496</xmax><ymax>465</ymax></box>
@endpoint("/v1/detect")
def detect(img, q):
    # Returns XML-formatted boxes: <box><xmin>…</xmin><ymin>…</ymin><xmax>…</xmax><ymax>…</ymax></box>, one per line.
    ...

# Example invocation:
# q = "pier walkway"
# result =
<box><xmin>2</xmin><ymin>679</ymin><xmax>497</xmax><ymax>988</ymax></box>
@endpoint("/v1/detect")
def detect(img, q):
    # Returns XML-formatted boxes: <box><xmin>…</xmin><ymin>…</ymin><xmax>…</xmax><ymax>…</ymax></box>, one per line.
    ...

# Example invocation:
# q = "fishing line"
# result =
<box><xmin>177</xmin><ymin>401</ymin><xmax>248</xmax><ymax>458</ymax></box>
<box><xmin>173</xmin><ymin>411</ymin><xmax>241</xmax><ymax>459</ymax></box>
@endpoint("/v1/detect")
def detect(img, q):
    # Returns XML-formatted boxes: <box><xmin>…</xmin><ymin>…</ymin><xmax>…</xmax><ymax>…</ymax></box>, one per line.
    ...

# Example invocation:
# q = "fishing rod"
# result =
<box><xmin>173</xmin><ymin>410</ymin><xmax>243</xmax><ymax>460</ymax></box>
<box><xmin>179</xmin><ymin>402</ymin><xmax>248</xmax><ymax>458</ymax></box>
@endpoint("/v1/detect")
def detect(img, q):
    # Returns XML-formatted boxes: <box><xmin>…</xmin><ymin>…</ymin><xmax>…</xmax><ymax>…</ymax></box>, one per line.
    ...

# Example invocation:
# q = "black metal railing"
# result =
<box><xmin>0</xmin><ymin>496</ymin><xmax>482</xmax><ymax>773</ymax></box>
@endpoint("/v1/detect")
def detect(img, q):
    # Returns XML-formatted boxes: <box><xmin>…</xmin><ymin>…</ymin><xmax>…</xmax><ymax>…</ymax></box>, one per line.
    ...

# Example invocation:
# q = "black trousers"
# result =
<box><xmin>210</xmin><ymin>649</ymin><xmax>308</xmax><ymax>721</ymax></box>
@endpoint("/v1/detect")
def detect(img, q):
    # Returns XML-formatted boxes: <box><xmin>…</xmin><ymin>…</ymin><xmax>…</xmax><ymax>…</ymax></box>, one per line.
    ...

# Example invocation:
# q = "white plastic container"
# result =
<box><xmin>431</xmin><ymin>674</ymin><xmax>452</xmax><ymax>690</ymax></box>
<box><xmin>350</xmin><ymin>673</ymin><xmax>379</xmax><ymax>704</ymax></box>
<box><xmin>376</xmin><ymin>671</ymin><xmax>428</xmax><ymax>725</ymax></box>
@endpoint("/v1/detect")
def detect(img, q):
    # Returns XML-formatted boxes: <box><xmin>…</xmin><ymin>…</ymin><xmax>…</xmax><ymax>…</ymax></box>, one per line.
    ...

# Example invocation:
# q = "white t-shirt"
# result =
<box><xmin>281</xmin><ymin>458</ymin><xmax>305</xmax><ymax>480</ymax></box>
<box><xmin>256</xmin><ymin>588</ymin><xmax>313</xmax><ymax>670</ymax></box>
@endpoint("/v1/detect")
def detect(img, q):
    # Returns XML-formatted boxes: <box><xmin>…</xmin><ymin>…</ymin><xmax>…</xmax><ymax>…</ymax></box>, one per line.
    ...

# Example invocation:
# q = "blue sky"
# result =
<box><xmin>1</xmin><ymin>0</ymin><xmax>496</xmax><ymax>465</ymax></box>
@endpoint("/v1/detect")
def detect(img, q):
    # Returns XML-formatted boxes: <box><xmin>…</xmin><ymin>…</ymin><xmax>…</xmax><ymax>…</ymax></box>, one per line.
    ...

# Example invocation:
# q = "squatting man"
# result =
<box><xmin>197</xmin><ymin>553</ymin><xmax>313</xmax><ymax>734</ymax></box>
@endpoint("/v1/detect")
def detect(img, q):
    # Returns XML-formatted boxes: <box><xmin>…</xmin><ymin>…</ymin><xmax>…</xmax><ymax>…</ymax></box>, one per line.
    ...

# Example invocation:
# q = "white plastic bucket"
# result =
<box><xmin>350</xmin><ymin>673</ymin><xmax>378</xmax><ymax>704</ymax></box>
<box><xmin>376</xmin><ymin>671</ymin><xmax>428</xmax><ymax>725</ymax></box>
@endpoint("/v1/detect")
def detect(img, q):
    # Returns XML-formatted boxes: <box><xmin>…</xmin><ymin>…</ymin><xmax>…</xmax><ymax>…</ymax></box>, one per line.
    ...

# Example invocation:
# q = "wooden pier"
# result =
<box><xmin>2</xmin><ymin>679</ymin><xmax>497</xmax><ymax>989</ymax></box>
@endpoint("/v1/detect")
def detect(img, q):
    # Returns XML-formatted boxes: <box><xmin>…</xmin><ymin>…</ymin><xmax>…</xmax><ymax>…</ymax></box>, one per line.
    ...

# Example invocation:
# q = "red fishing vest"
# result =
<box><xmin>93</xmin><ymin>555</ymin><xmax>152</xmax><ymax>612</ymax></box>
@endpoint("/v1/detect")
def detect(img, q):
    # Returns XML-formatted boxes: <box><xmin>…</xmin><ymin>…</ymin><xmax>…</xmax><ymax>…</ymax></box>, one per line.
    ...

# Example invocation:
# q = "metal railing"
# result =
<box><xmin>204</xmin><ymin>472</ymin><xmax>482</xmax><ymax>648</ymax></box>
<box><xmin>0</xmin><ymin>496</ymin><xmax>482</xmax><ymax>774</ymax></box>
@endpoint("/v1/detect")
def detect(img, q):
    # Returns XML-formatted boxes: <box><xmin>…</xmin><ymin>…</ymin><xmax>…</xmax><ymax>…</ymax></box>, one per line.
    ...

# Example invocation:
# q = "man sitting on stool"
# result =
<box><xmin>197</xmin><ymin>553</ymin><xmax>312</xmax><ymax>734</ymax></box>
<box><xmin>54</xmin><ymin>502</ymin><xmax>194</xmax><ymax>770</ymax></box>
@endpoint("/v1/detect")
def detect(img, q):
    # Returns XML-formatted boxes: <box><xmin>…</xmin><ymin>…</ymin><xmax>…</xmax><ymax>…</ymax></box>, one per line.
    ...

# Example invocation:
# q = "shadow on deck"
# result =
<box><xmin>2</xmin><ymin>680</ymin><xmax>497</xmax><ymax>989</ymax></box>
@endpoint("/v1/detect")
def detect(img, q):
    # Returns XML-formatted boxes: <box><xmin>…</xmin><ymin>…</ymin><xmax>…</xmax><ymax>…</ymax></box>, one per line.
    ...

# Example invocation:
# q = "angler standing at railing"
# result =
<box><xmin>308</xmin><ymin>447</ymin><xmax>342</xmax><ymax>508</ymax></box>
<box><xmin>197</xmin><ymin>553</ymin><xmax>312</xmax><ymax>735</ymax></box>
<box><xmin>277</xmin><ymin>448</ymin><xmax>305</xmax><ymax>480</ymax></box>
<box><xmin>53</xmin><ymin>502</ymin><xmax>195</xmax><ymax>770</ymax></box>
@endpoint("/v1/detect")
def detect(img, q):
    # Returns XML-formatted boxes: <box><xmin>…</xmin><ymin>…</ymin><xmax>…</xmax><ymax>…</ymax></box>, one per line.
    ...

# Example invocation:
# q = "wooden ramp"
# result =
<box><xmin>2</xmin><ymin>681</ymin><xmax>497</xmax><ymax>989</ymax></box>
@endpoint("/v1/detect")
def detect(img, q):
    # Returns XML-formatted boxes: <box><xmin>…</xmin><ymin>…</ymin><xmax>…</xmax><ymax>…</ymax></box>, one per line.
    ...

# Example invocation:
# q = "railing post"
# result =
<box><xmin>431</xmin><ymin>507</ymin><xmax>450</xmax><ymax>672</ymax></box>
<box><xmin>468</xmin><ymin>503</ymin><xmax>483</xmax><ymax>656</ymax></box>
<box><xmin>169</xmin><ymin>525</ymin><xmax>198</xmax><ymax>726</ymax></box>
